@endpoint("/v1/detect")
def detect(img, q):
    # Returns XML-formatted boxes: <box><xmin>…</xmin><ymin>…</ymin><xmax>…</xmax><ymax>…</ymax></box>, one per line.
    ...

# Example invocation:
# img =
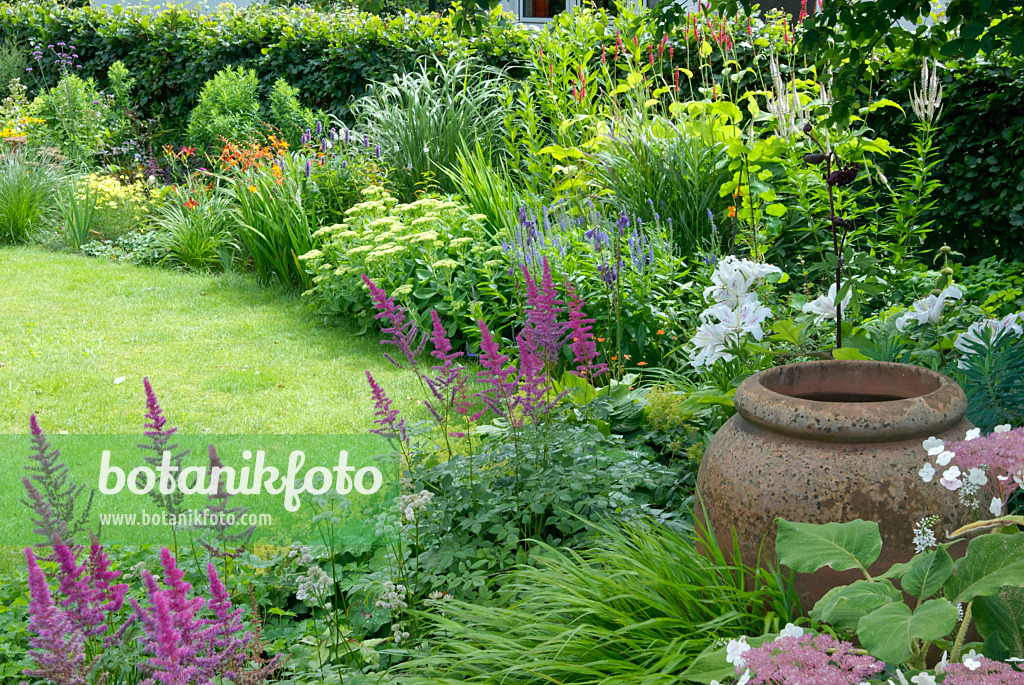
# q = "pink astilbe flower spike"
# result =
<box><xmin>421</xmin><ymin>309</ymin><xmax>466</xmax><ymax>422</ymax></box>
<box><xmin>138</xmin><ymin>378</ymin><xmax>189</xmax><ymax>518</ymax></box>
<box><xmin>53</xmin><ymin>540</ymin><xmax>108</xmax><ymax>637</ymax></box>
<box><xmin>515</xmin><ymin>331</ymin><xmax>553</xmax><ymax>423</ymax></box>
<box><xmin>202</xmin><ymin>562</ymin><xmax>249</xmax><ymax>678</ymax></box>
<box><xmin>363</xmin><ymin>275</ymin><xmax>426</xmax><ymax>369</ymax></box>
<box><xmin>472</xmin><ymin>321</ymin><xmax>520</xmax><ymax>423</ymax></box>
<box><xmin>22</xmin><ymin>414</ymin><xmax>94</xmax><ymax>544</ymax></box>
<box><xmin>519</xmin><ymin>257</ymin><xmax>567</xmax><ymax>370</ymax></box>
<box><xmin>24</xmin><ymin>547</ymin><xmax>89</xmax><ymax>685</ymax></box>
<box><xmin>366</xmin><ymin>371</ymin><xmax>408</xmax><ymax>446</ymax></box>
<box><xmin>198</xmin><ymin>445</ymin><xmax>256</xmax><ymax>558</ymax></box>
<box><xmin>565</xmin><ymin>283</ymin><xmax>608</xmax><ymax>380</ymax></box>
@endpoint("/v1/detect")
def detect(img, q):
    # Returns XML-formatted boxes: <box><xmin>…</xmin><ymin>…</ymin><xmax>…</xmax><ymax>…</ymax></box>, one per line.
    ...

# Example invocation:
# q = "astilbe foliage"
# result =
<box><xmin>737</xmin><ymin>633</ymin><xmax>884</xmax><ymax>685</ymax></box>
<box><xmin>198</xmin><ymin>444</ymin><xmax>256</xmax><ymax>559</ymax></box>
<box><xmin>138</xmin><ymin>378</ymin><xmax>190</xmax><ymax>518</ymax></box>
<box><xmin>24</xmin><ymin>547</ymin><xmax>89</xmax><ymax>685</ymax></box>
<box><xmin>21</xmin><ymin>414</ymin><xmax>95</xmax><ymax>544</ymax></box>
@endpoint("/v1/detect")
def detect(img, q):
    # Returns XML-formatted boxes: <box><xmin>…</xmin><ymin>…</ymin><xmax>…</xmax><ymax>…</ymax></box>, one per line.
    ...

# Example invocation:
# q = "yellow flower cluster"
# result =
<box><xmin>0</xmin><ymin>116</ymin><xmax>44</xmax><ymax>139</ymax></box>
<box><xmin>80</xmin><ymin>173</ymin><xmax>166</xmax><ymax>238</ymax></box>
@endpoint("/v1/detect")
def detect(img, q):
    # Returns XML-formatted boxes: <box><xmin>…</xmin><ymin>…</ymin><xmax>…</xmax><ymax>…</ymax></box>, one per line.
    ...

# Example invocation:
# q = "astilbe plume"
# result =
<box><xmin>24</xmin><ymin>547</ymin><xmax>89</xmax><ymax>685</ymax></box>
<box><xmin>519</xmin><ymin>257</ymin><xmax>567</xmax><ymax>370</ymax></box>
<box><xmin>565</xmin><ymin>283</ymin><xmax>608</xmax><ymax>379</ymax></box>
<box><xmin>366</xmin><ymin>371</ymin><xmax>408</xmax><ymax>446</ymax></box>
<box><xmin>52</xmin><ymin>538</ymin><xmax>128</xmax><ymax>638</ymax></box>
<box><xmin>942</xmin><ymin>656</ymin><xmax>1023</xmax><ymax>684</ymax></box>
<box><xmin>472</xmin><ymin>320</ymin><xmax>522</xmax><ymax>424</ymax></box>
<box><xmin>198</xmin><ymin>445</ymin><xmax>256</xmax><ymax>559</ymax></box>
<box><xmin>363</xmin><ymin>274</ymin><xmax>426</xmax><ymax>369</ymax></box>
<box><xmin>138</xmin><ymin>378</ymin><xmax>189</xmax><ymax>518</ymax></box>
<box><xmin>130</xmin><ymin>548</ymin><xmax>255</xmax><ymax>685</ymax></box>
<box><xmin>514</xmin><ymin>329</ymin><xmax>553</xmax><ymax>423</ymax></box>
<box><xmin>21</xmin><ymin>414</ymin><xmax>95</xmax><ymax>544</ymax></box>
<box><xmin>738</xmin><ymin>633</ymin><xmax>884</xmax><ymax>685</ymax></box>
<box><xmin>421</xmin><ymin>309</ymin><xmax>465</xmax><ymax>422</ymax></box>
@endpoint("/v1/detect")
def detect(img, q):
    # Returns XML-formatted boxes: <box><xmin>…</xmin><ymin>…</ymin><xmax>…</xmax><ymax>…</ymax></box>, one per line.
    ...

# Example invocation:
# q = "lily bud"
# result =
<box><xmin>803</xmin><ymin>153</ymin><xmax>826</xmax><ymax>165</ymax></box>
<box><xmin>802</xmin><ymin>122</ymin><xmax>813</xmax><ymax>134</ymax></box>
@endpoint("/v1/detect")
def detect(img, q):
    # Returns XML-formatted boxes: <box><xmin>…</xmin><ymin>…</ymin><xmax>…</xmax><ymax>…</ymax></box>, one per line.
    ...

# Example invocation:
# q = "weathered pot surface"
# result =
<box><xmin>696</xmin><ymin>360</ymin><xmax>973</xmax><ymax>611</ymax></box>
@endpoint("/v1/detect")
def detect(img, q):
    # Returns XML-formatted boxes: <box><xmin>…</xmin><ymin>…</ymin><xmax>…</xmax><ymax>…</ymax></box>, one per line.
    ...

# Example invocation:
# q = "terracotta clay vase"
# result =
<box><xmin>696</xmin><ymin>360</ymin><xmax>973</xmax><ymax>611</ymax></box>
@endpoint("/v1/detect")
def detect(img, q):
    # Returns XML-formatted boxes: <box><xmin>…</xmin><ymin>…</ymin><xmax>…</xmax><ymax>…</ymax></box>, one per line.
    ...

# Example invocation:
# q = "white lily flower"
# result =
<box><xmin>896</xmin><ymin>285</ymin><xmax>963</xmax><ymax>332</ymax></box>
<box><xmin>802</xmin><ymin>283</ymin><xmax>852</xmax><ymax>323</ymax></box>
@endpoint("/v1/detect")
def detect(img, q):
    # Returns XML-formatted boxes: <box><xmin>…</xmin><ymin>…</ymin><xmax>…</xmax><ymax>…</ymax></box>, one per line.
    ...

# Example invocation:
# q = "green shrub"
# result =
<box><xmin>400</xmin><ymin>519</ymin><xmax>799</xmax><ymax>685</ymax></box>
<box><xmin>28</xmin><ymin>73</ymin><xmax>110</xmax><ymax>162</ymax></box>
<box><xmin>588</xmin><ymin>113</ymin><xmax>731</xmax><ymax>256</ymax></box>
<box><xmin>0</xmin><ymin>151</ymin><xmax>66</xmax><ymax>243</ymax></box>
<box><xmin>300</xmin><ymin>185</ymin><xmax>514</xmax><ymax>344</ymax></box>
<box><xmin>187</xmin><ymin>66</ymin><xmax>263</xmax><ymax>151</ymax></box>
<box><xmin>266</xmin><ymin>78</ymin><xmax>317</xmax><ymax>149</ymax></box>
<box><xmin>0</xmin><ymin>40</ymin><xmax>24</xmax><ymax>100</ymax></box>
<box><xmin>352</xmin><ymin>59</ymin><xmax>510</xmax><ymax>201</ymax></box>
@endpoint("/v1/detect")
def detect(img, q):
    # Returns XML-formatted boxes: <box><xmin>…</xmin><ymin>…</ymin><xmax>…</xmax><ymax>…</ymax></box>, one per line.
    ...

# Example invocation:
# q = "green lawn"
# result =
<box><xmin>0</xmin><ymin>246</ymin><xmax>421</xmax><ymax>434</ymax></box>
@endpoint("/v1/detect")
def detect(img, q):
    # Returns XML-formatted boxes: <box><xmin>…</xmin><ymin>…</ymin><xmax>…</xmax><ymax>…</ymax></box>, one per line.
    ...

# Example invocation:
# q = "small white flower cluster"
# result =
<box><xmin>919</xmin><ymin>426</ymin><xmax>1018</xmax><ymax>517</ymax></box>
<box><xmin>690</xmin><ymin>257</ymin><xmax>781</xmax><ymax>369</ymax></box>
<box><xmin>391</xmin><ymin>623</ymin><xmax>410</xmax><ymax>644</ymax></box>
<box><xmin>912</xmin><ymin>515</ymin><xmax>939</xmax><ymax>554</ymax></box>
<box><xmin>288</xmin><ymin>543</ymin><xmax>314</xmax><ymax>564</ymax></box>
<box><xmin>895</xmin><ymin>285</ymin><xmax>962</xmax><ymax>334</ymax></box>
<box><xmin>427</xmin><ymin>590</ymin><xmax>452</xmax><ymax>601</ymax></box>
<box><xmin>375</xmin><ymin>580</ymin><xmax>408</xmax><ymax>610</ymax></box>
<box><xmin>399</xmin><ymin>489</ymin><xmax>434</xmax><ymax>522</ymax></box>
<box><xmin>296</xmin><ymin>566</ymin><xmax>333</xmax><ymax>605</ymax></box>
<box><xmin>954</xmin><ymin>312</ymin><xmax>1023</xmax><ymax>368</ymax></box>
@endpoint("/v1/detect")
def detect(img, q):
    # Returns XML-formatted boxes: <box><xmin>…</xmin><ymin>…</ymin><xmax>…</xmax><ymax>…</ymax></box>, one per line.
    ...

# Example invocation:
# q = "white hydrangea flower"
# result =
<box><xmin>989</xmin><ymin>497</ymin><xmax>1004</xmax><ymax>517</ymax></box>
<box><xmin>778</xmin><ymin>623</ymin><xmax>804</xmax><ymax>638</ymax></box>
<box><xmin>965</xmin><ymin>427</ymin><xmax>981</xmax><ymax>441</ymax></box>
<box><xmin>919</xmin><ymin>463</ymin><xmax>936</xmax><ymax>483</ymax></box>
<box><xmin>725</xmin><ymin>636</ymin><xmax>750</xmax><ymax>668</ymax></box>
<box><xmin>940</xmin><ymin>465</ymin><xmax>963</xmax><ymax>491</ymax></box>
<box><xmin>922</xmin><ymin>437</ymin><xmax>945</xmax><ymax>455</ymax></box>
<box><xmin>936</xmin><ymin>450</ymin><xmax>955</xmax><ymax>467</ymax></box>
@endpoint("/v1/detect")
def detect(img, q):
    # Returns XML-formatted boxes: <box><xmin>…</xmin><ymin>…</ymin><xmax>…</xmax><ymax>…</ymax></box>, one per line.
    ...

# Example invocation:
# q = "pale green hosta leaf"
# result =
<box><xmin>901</xmin><ymin>547</ymin><xmax>954</xmax><ymax>602</ymax></box>
<box><xmin>857</xmin><ymin>599</ymin><xmax>958</xmax><ymax>665</ymax></box>
<box><xmin>776</xmin><ymin>518</ymin><xmax>882</xmax><ymax>575</ymax></box>
<box><xmin>811</xmin><ymin>579</ymin><xmax>902</xmax><ymax>631</ymax></box>
<box><xmin>945</xmin><ymin>533</ymin><xmax>1024</xmax><ymax>603</ymax></box>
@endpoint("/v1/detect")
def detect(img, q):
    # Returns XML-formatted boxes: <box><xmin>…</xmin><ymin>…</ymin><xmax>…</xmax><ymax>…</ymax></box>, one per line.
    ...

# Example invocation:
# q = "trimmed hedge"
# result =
<box><xmin>2</xmin><ymin>2</ymin><xmax>1021</xmax><ymax>258</ymax></box>
<box><xmin>0</xmin><ymin>3</ymin><xmax>531</xmax><ymax>130</ymax></box>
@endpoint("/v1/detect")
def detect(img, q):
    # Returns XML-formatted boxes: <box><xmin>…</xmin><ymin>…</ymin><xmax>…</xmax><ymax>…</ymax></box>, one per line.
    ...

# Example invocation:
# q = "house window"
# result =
<box><xmin>521</xmin><ymin>0</ymin><xmax>567</xmax><ymax>21</ymax></box>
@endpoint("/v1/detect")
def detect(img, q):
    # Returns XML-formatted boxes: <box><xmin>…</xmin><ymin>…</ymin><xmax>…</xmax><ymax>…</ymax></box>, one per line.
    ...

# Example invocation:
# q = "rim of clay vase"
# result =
<box><xmin>733</xmin><ymin>360</ymin><xmax>967</xmax><ymax>443</ymax></box>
